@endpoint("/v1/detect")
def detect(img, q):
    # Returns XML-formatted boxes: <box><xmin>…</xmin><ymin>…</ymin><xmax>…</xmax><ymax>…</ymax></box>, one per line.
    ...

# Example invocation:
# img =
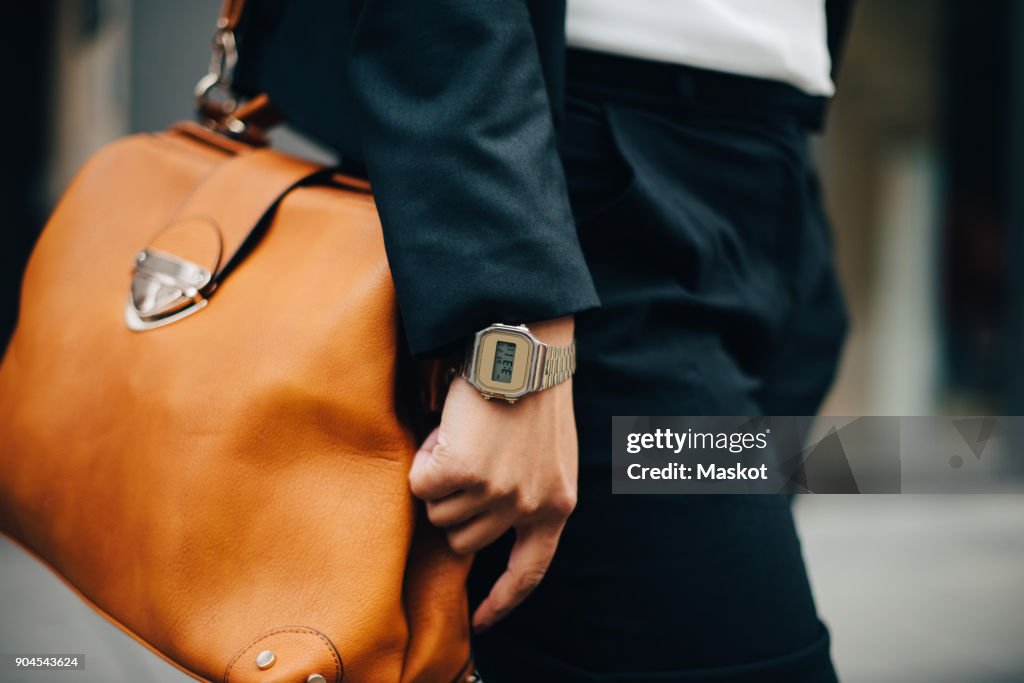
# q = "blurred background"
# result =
<box><xmin>1</xmin><ymin>1</ymin><xmax>1022</xmax><ymax>681</ymax></box>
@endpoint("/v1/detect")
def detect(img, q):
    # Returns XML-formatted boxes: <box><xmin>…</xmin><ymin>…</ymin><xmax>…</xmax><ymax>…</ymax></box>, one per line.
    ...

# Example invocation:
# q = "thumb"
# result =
<box><xmin>409</xmin><ymin>427</ymin><xmax>447</xmax><ymax>501</ymax></box>
<box><xmin>414</xmin><ymin>426</ymin><xmax>440</xmax><ymax>465</ymax></box>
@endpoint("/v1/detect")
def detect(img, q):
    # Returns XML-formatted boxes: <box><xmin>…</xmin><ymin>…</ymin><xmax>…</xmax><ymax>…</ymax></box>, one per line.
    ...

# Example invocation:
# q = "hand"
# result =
<box><xmin>409</xmin><ymin>317</ymin><xmax>578</xmax><ymax>633</ymax></box>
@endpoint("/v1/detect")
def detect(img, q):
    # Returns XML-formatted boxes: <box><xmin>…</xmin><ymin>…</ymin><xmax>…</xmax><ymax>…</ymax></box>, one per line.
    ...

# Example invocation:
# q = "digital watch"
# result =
<box><xmin>460</xmin><ymin>323</ymin><xmax>576</xmax><ymax>403</ymax></box>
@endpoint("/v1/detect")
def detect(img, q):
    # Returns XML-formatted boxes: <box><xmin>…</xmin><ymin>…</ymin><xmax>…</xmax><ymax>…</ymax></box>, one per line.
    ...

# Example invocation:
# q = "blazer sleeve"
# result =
<box><xmin>348</xmin><ymin>0</ymin><xmax>600</xmax><ymax>357</ymax></box>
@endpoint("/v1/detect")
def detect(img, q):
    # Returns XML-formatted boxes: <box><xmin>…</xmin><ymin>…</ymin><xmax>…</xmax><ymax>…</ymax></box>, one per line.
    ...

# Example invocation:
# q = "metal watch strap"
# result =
<box><xmin>540</xmin><ymin>341</ymin><xmax>576</xmax><ymax>391</ymax></box>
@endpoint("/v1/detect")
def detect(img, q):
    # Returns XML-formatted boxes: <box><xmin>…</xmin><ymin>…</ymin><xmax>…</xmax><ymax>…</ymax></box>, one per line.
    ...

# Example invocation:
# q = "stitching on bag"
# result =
<box><xmin>224</xmin><ymin>626</ymin><xmax>343</xmax><ymax>683</ymax></box>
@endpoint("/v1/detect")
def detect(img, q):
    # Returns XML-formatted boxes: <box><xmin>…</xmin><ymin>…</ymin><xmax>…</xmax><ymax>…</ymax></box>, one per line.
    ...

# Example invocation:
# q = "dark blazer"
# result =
<box><xmin>233</xmin><ymin>0</ymin><xmax>597</xmax><ymax>357</ymax></box>
<box><xmin>233</xmin><ymin>0</ymin><xmax>855</xmax><ymax>357</ymax></box>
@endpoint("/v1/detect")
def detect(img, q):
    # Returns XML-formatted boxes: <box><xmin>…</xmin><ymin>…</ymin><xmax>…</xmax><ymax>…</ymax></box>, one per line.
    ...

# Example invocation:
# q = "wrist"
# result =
<box><xmin>522</xmin><ymin>315</ymin><xmax>574</xmax><ymax>346</ymax></box>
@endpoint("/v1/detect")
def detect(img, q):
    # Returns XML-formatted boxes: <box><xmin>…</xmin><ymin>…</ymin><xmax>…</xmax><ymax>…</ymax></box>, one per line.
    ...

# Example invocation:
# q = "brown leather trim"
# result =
<box><xmin>230</xmin><ymin>94</ymin><xmax>285</xmax><ymax>132</ymax></box>
<box><xmin>324</xmin><ymin>173</ymin><xmax>373</xmax><ymax>196</ymax></box>
<box><xmin>223</xmin><ymin>626</ymin><xmax>343</xmax><ymax>683</ymax></box>
<box><xmin>420</xmin><ymin>355</ymin><xmax>460</xmax><ymax>415</ymax></box>
<box><xmin>449</xmin><ymin>655</ymin><xmax>477</xmax><ymax>683</ymax></box>
<box><xmin>169</xmin><ymin>121</ymin><xmax>257</xmax><ymax>157</ymax></box>
<box><xmin>219</xmin><ymin>0</ymin><xmax>246</xmax><ymax>30</ymax></box>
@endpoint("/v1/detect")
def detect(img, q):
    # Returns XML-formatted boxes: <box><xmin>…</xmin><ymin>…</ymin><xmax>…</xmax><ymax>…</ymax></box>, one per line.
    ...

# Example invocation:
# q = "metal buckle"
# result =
<box><xmin>194</xmin><ymin>27</ymin><xmax>239</xmax><ymax>115</ymax></box>
<box><xmin>124</xmin><ymin>249</ymin><xmax>212</xmax><ymax>331</ymax></box>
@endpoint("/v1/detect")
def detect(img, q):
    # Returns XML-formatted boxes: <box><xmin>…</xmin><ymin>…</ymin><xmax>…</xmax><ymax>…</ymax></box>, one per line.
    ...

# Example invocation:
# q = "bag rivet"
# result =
<box><xmin>307</xmin><ymin>675</ymin><xmax>327</xmax><ymax>683</ymax></box>
<box><xmin>254</xmin><ymin>649</ymin><xmax>276</xmax><ymax>670</ymax></box>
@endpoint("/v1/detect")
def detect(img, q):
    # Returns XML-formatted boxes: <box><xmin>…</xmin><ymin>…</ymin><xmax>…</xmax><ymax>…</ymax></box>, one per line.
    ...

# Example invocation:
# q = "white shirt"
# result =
<box><xmin>566</xmin><ymin>0</ymin><xmax>835</xmax><ymax>96</ymax></box>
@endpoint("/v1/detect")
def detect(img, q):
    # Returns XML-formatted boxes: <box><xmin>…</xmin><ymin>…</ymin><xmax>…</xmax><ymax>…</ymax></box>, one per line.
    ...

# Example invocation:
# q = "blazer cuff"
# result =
<box><xmin>398</xmin><ymin>264</ymin><xmax>600</xmax><ymax>358</ymax></box>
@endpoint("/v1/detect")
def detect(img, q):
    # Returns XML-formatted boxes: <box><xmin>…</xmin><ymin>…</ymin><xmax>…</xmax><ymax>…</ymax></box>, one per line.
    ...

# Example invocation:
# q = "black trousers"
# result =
<box><xmin>467</xmin><ymin>50</ymin><xmax>847</xmax><ymax>682</ymax></box>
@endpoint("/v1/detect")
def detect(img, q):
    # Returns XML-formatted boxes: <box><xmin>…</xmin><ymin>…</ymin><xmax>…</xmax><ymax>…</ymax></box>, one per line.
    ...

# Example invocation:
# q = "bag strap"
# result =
<box><xmin>128</xmin><ymin>144</ymin><xmax>330</xmax><ymax>330</ymax></box>
<box><xmin>170</xmin><ymin>148</ymin><xmax>329</xmax><ymax>285</ymax></box>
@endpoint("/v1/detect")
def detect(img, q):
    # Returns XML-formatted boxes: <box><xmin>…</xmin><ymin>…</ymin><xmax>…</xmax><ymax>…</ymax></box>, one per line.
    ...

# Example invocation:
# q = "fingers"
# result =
<box><xmin>409</xmin><ymin>428</ymin><xmax>468</xmax><ymax>501</ymax></box>
<box><xmin>444</xmin><ymin>509</ymin><xmax>516</xmax><ymax>555</ymax></box>
<box><xmin>471</xmin><ymin>521</ymin><xmax>564</xmax><ymax>633</ymax></box>
<box><xmin>426</xmin><ymin>489</ymin><xmax>489</xmax><ymax>528</ymax></box>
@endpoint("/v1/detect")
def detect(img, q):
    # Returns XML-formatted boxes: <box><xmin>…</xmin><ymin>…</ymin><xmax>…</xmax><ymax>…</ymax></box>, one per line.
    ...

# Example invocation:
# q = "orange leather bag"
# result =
<box><xmin>0</xmin><ymin>3</ymin><xmax>475</xmax><ymax>682</ymax></box>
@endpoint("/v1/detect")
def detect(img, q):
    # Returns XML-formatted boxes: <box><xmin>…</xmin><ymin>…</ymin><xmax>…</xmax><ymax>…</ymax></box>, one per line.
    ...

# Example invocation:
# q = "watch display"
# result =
<box><xmin>491</xmin><ymin>341</ymin><xmax>516</xmax><ymax>383</ymax></box>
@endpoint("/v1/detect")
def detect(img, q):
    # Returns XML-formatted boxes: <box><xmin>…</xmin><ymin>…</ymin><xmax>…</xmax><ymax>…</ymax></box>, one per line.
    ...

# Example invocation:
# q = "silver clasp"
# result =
<box><xmin>194</xmin><ymin>25</ymin><xmax>239</xmax><ymax>114</ymax></box>
<box><xmin>124</xmin><ymin>249</ymin><xmax>212</xmax><ymax>331</ymax></box>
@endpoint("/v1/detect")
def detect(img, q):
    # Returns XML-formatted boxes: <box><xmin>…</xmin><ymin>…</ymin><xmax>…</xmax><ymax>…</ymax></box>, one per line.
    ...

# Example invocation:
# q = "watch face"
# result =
<box><xmin>472</xmin><ymin>327</ymin><xmax>536</xmax><ymax>396</ymax></box>
<box><xmin>491</xmin><ymin>340</ymin><xmax>517</xmax><ymax>383</ymax></box>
